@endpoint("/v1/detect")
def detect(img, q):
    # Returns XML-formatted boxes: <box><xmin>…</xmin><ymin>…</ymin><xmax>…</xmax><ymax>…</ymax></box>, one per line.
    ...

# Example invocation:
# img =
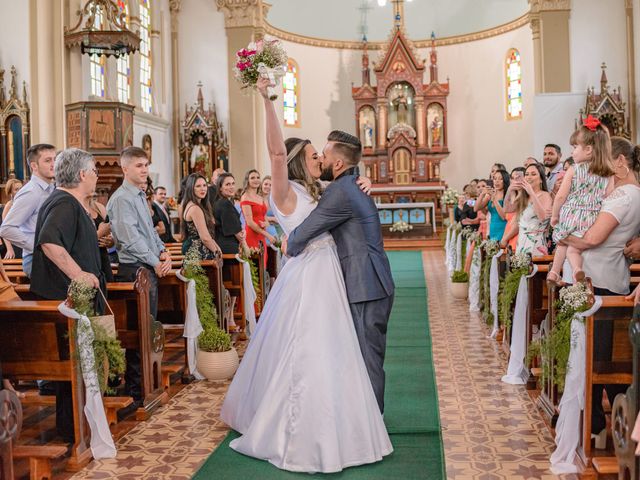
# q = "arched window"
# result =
<box><xmin>506</xmin><ymin>48</ymin><xmax>522</xmax><ymax>120</ymax></box>
<box><xmin>283</xmin><ymin>59</ymin><xmax>299</xmax><ymax>127</ymax></box>
<box><xmin>139</xmin><ymin>0</ymin><xmax>152</xmax><ymax>113</ymax></box>
<box><xmin>116</xmin><ymin>0</ymin><xmax>131</xmax><ymax>104</ymax></box>
<box><xmin>89</xmin><ymin>9</ymin><xmax>105</xmax><ymax>97</ymax></box>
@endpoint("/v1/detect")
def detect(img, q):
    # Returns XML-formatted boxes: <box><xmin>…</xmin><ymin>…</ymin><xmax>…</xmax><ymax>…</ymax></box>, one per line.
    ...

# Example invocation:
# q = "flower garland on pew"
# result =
<box><xmin>480</xmin><ymin>240</ymin><xmax>500</xmax><ymax>325</ymax></box>
<box><xmin>498</xmin><ymin>253</ymin><xmax>530</xmax><ymax>330</ymax></box>
<box><xmin>67</xmin><ymin>280</ymin><xmax>126</xmax><ymax>395</ymax></box>
<box><xmin>527</xmin><ymin>282</ymin><xmax>591</xmax><ymax>391</ymax></box>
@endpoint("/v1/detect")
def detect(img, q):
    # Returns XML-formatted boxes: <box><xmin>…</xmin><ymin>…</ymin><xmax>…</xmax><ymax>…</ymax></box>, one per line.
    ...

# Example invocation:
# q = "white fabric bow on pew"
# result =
<box><xmin>57</xmin><ymin>302</ymin><xmax>117</xmax><ymax>459</ymax></box>
<box><xmin>444</xmin><ymin>227</ymin><xmax>451</xmax><ymax>267</ymax></box>
<box><xmin>502</xmin><ymin>264</ymin><xmax>538</xmax><ymax>384</ymax></box>
<box><xmin>489</xmin><ymin>249</ymin><xmax>504</xmax><ymax>338</ymax></box>
<box><xmin>175</xmin><ymin>270</ymin><xmax>205</xmax><ymax>380</ymax></box>
<box><xmin>236</xmin><ymin>254</ymin><xmax>258</xmax><ymax>337</ymax></box>
<box><xmin>468</xmin><ymin>243</ymin><xmax>482</xmax><ymax>313</ymax></box>
<box><xmin>550</xmin><ymin>296</ymin><xmax>603</xmax><ymax>474</ymax></box>
<box><xmin>455</xmin><ymin>232</ymin><xmax>463</xmax><ymax>271</ymax></box>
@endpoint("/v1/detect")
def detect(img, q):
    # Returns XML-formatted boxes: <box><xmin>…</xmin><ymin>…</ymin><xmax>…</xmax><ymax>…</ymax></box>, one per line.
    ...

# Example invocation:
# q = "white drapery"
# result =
<box><xmin>175</xmin><ymin>270</ymin><xmax>205</xmax><ymax>380</ymax></box>
<box><xmin>236</xmin><ymin>255</ymin><xmax>258</xmax><ymax>338</ymax></box>
<box><xmin>455</xmin><ymin>231</ymin><xmax>463</xmax><ymax>271</ymax></box>
<box><xmin>57</xmin><ymin>303</ymin><xmax>117</xmax><ymax>459</ymax></box>
<box><xmin>447</xmin><ymin>229</ymin><xmax>457</xmax><ymax>275</ymax></box>
<box><xmin>468</xmin><ymin>244</ymin><xmax>482</xmax><ymax>312</ymax></box>
<box><xmin>444</xmin><ymin>226</ymin><xmax>451</xmax><ymax>267</ymax></box>
<box><xmin>489</xmin><ymin>249</ymin><xmax>504</xmax><ymax>338</ymax></box>
<box><xmin>550</xmin><ymin>297</ymin><xmax>603</xmax><ymax>474</ymax></box>
<box><xmin>502</xmin><ymin>265</ymin><xmax>538</xmax><ymax>384</ymax></box>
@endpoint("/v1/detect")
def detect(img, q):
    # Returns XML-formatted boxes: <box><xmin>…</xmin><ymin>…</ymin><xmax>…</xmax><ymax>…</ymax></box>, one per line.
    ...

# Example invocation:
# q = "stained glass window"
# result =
<box><xmin>90</xmin><ymin>8</ymin><xmax>105</xmax><ymax>98</ymax></box>
<box><xmin>283</xmin><ymin>59</ymin><xmax>299</xmax><ymax>127</ymax></box>
<box><xmin>117</xmin><ymin>0</ymin><xmax>131</xmax><ymax>104</ymax></box>
<box><xmin>506</xmin><ymin>48</ymin><xmax>522</xmax><ymax>120</ymax></box>
<box><xmin>140</xmin><ymin>0</ymin><xmax>152</xmax><ymax>113</ymax></box>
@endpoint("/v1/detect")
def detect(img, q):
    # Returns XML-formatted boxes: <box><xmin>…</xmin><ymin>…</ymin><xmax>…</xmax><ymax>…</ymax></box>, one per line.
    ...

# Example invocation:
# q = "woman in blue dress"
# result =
<box><xmin>476</xmin><ymin>169</ymin><xmax>510</xmax><ymax>241</ymax></box>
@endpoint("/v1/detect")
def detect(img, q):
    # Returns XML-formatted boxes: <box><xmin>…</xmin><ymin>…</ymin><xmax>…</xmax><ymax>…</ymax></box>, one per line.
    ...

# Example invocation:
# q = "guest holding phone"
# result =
<box><xmin>475</xmin><ymin>170</ymin><xmax>510</xmax><ymax>241</ymax></box>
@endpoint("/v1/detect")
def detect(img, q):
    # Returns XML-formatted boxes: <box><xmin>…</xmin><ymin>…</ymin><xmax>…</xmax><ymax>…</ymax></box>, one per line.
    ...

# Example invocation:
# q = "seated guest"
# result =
<box><xmin>476</xmin><ymin>170</ymin><xmax>509</xmax><ymax>241</ymax></box>
<box><xmin>455</xmin><ymin>184</ymin><xmax>479</xmax><ymax>231</ymax></box>
<box><xmin>181</xmin><ymin>173</ymin><xmax>222</xmax><ymax>258</ymax></box>
<box><xmin>108</xmin><ymin>146</ymin><xmax>171</xmax><ymax>407</ymax></box>
<box><xmin>503</xmin><ymin>163</ymin><xmax>552</xmax><ymax>255</ymax></box>
<box><xmin>213</xmin><ymin>173</ymin><xmax>248</xmax><ymax>254</ymax></box>
<box><xmin>152</xmin><ymin>186</ymin><xmax>175</xmax><ymax>244</ymax></box>
<box><xmin>0</xmin><ymin>178</ymin><xmax>24</xmax><ymax>259</ymax></box>
<box><xmin>500</xmin><ymin>167</ymin><xmax>527</xmax><ymax>251</ymax></box>
<box><xmin>0</xmin><ymin>144</ymin><xmax>56</xmax><ymax>276</ymax></box>
<box><xmin>560</xmin><ymin>136</ymin><xmax>640</xmax><ymax>436</ymax></box>
<box><xmin>30</xmin><ymin>148</ymin><xmax>104</xmax><ymax>443</ymax></box>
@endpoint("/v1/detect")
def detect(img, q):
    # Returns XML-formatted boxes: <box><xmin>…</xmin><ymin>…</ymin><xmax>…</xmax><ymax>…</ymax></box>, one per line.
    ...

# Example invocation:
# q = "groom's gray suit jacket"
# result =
<box><xmin>286</xmin><ymin>169</ymin><xmax>394</xmax><ymax>303</ymax></box>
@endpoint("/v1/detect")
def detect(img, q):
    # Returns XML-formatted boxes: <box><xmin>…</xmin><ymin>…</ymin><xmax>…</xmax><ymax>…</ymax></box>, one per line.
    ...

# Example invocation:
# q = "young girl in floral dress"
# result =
<box><xmin>547</xmin><ymin>116</ymin><xmax>615</xmax><ymax>284</ymax></box>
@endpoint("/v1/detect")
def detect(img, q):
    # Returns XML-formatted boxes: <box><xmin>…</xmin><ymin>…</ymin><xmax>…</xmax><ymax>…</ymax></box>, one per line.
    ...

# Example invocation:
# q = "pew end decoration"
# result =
<box><xmin>240</xmin><ymin>245</ymin><xmax>263</xmax><ymax>312</ymax></box>
<box><xmin>183</xmin><ymin>247</ymin><xmax>238</xmax><ymax>381</ymax></box>
<box><xmin>450</xmin><ymin>270</ymin><xmax>469</xmax><ymax>299</ymax></box>
<box><xmin>499</xmin><ymin>253</ymin><xmax>530</xmax><ymax>330</ymax></box>
<box><xmin>66</xmin><ymin>280</ymin><xmax>125</xmax><ymax>394</ymax></box>
<box><xmin>480</xmin><ymin>240</ymin><xmax>500</xmax><ymax>325</ymax></box>
<box><xmin>234</xmin><ymin>36</ymin><xmax>288</xmax><ymax>100</ymax></box>
<box><xmin>527</xmin><ymin>282</ymin><xmax>592</xmax><ymax>391</ymax></box>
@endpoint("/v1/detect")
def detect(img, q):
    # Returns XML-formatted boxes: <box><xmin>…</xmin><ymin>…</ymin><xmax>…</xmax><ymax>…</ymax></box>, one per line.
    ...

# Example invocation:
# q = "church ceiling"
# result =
<box><xmin>266</xmin><ymin>0</ymin><xmax>529</xmax><ymax>43</ymax></box>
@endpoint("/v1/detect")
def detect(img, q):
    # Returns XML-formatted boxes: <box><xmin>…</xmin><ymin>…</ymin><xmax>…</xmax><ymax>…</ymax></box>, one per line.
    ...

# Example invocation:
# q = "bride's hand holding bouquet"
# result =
<box><xmin>234</xmin><ymin>36</ymin><xmax>288</xmax><ymax>101</ymax></box>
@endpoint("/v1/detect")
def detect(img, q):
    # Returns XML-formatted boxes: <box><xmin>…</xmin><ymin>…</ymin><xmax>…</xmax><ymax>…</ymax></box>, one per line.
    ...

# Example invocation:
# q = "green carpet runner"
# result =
<box><xmin>194</xmin><ymin>250</ymin><xmax>445</xmax><ymax>479</ymax></box>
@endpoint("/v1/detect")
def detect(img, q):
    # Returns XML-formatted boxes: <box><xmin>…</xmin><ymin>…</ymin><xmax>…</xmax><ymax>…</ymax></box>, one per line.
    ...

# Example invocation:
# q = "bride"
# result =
<box><xmin>220</xmin><ymin>77</ymin><xmax>392</xmax><ymax>473</ymax></box>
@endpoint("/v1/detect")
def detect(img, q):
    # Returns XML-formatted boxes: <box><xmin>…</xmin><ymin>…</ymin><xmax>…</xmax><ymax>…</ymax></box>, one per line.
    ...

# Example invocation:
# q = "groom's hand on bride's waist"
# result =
<box><xmin>281</xmin><ymin>235</ymin><xmax>288</xmax><ymax>257</ymax></box>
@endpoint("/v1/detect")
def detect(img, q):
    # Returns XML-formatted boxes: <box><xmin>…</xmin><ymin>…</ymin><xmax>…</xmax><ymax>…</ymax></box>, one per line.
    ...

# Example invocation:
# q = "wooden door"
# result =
<box><xmin>393</xmin><ymin>148</ymin><xmax>411</xmax><ymax>184</ymax></box>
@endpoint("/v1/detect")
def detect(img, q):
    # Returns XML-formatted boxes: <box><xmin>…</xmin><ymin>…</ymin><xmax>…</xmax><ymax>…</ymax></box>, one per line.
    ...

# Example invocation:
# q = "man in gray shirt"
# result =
<box><xmin>0</xmin><ymin>144</ymin><xmax>56</xmax><ymax>277</ymax></box>
<box><xmin>108</xmin><ymin>146</ymin><xmax>171</xmax><ymax>405</ymax></box>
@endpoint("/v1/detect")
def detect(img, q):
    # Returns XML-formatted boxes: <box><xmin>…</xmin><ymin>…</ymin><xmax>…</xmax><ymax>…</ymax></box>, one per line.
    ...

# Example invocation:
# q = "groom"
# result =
<box><xmin>285</xmin><ymin>130</ymin><xmax>395</xmax><ymax>413</ymax></box>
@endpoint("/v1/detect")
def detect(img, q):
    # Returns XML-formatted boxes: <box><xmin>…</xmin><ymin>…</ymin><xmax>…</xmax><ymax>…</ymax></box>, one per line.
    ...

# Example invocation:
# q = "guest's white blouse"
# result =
<box><xmin>582</xmin><ymin>184</ymin><xmax>640</xmax><ymax>294</ymax></box>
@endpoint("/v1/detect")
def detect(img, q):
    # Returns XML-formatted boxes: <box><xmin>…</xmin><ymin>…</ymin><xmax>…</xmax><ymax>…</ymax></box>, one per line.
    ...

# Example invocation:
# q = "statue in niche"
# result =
<box><xmin>387</xmin><ymin>82</ymin><xmax>415</xmax><ymax>129</ymax></box>
<box><xmin>427</xmin><ymin>103</ymin><xmax>444</xmax><ymax>148</ymax></box>
<box><xmin>430</xmin><ymin>115</ymin><xmax>442</xmax><ymax>146</ymax></box>
<box><xmin>359</xmin><ymin>107</ymin><xmax>376</xmax><ymax>149</ymax></box>
<box><xmin>393</xmin><ymin>91</ymin><xmax>409</xmax><ymax>124</ymax></box>
<box><xmin>190</xmin><ymin>134</ymin><xmax>210</xmax><ymax>177</ymax></box>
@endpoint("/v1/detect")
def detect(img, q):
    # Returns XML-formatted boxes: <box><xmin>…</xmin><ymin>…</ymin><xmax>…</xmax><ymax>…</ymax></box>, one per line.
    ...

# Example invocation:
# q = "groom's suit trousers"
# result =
<box><xmin>350</xmin><ymin>294</ymin><xmax>394</xmax><ymax>414</ymax></box>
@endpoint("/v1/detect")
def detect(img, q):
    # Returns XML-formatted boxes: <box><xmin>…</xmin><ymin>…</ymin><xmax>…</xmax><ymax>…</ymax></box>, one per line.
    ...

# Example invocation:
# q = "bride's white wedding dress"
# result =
<box><xmin>220</xmin><ymin>181</ymin><xmax>392</xmax><ymax>473</ymax></box>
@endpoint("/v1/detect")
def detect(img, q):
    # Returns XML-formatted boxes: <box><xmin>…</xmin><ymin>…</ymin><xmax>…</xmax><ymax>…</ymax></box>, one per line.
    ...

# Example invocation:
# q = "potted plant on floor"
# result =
<box><xmin>183</xmin><ymin>248</ymin><xmax>239</xmax><ymax>381</ymax></box>
<box><xmin>450</xmin><ymin>269</ymin><xmax>469</xmax><ymax>299</ymax></box>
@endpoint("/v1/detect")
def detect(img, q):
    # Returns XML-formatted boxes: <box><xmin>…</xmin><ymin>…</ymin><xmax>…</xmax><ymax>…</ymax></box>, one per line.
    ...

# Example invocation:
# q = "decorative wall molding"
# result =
<box><xmin>528</xmin><ymin>0</ymin><xmax>571</xmax><ymax>13</ymax></box>
<box><xmin>263</xmin><ymin>13</ymin><xmax>530</xmax><ymax>50</ymax></box>
<box><xmin>216</xmin><ymin>0</ymin><xmax>264</xmax><ymax>29</ymax></box>
<box><xmin>169</xmin><ymin>0</ymin><xmax>182</xmax><ymax>13</ymax></box>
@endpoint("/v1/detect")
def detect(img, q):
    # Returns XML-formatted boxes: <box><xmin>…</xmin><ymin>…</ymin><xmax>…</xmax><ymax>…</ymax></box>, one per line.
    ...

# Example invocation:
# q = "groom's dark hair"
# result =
<box><xmin>327</xmin><ymin>130</ymin><xmax>361</xmax><ymax>167</ymax></box>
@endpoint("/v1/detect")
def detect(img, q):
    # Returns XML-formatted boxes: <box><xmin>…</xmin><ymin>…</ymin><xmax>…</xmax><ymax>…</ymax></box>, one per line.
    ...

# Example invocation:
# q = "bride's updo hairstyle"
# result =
<box><xmin>285</xmin><ymin>137</ymin><xmax>321</xmax><ymax>201</ymax></box>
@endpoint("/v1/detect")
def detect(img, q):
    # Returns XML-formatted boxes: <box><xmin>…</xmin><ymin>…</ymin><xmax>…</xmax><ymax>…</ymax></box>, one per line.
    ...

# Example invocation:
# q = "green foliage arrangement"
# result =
<box><xmin>527</xmin><ymin>283</ymin><xmax>591</xmax><ymax>391</ymax></box>
<box><xmin>240</xmin><ymin>246</ymin><xmax>262</xmax><ymax>312</ymax></box>
<box><xmin>451</xmin><ymin>270</ymin><xmax>469</xmax><ymax>283</ymax></box>
<box><xmin>498</xmin><ymin>266</ymin><xmax>528</xmax><ymax>329</ymax></box>
<box><xmin>183</xmin><ymin>247</ymin><xmax>231</xmax><ymax>353</ymax></box>
<box><xmin>67</xmin><ymin>279</ymin><xmax>126</xmax><ymax>394</ymax></box>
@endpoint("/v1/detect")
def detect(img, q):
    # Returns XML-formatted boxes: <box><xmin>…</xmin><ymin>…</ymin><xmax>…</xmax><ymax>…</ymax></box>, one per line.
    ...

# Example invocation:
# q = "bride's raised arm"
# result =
<box><xmin>257</xmin><ymin>77</ymin><xmax>291</xmax><ymax>211</ymax></box>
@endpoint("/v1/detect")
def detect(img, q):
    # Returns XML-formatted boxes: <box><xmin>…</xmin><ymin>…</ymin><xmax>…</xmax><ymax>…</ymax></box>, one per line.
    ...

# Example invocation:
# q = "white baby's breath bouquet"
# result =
<box><xmin>442</xmin><ymin>188</ymin><xmax>459</xmax><ymax>206</ymax></box>
<box><xmin>234</xmin><ymin>36</ymin><xmax>288</xmax><ymax>100</ymax></box>
<box><xmin>510</xmin><ymin>252</ymin><xmax>531</xmax><ymax>271</ymax></box>
<box><xmin>558</xmin><ymin>282</ymin><xmax>591</xmax><ymax>312</ymax></box>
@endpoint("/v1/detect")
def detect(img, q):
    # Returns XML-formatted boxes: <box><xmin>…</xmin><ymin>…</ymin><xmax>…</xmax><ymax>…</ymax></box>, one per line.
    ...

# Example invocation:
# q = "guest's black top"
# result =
<box><xmin>454</xmin><ymin>203</ymin><xmax>479</xmax><ymax>231</ymax></box>
<box><xmin>31</xmin><ymin>190</ymin><xmax>105</xmax><ymax>303</ymax></box>
<box><xmin>213</xmin><ymin>197</ymin><xmax>242</xmax><ymax>254</ymax></box>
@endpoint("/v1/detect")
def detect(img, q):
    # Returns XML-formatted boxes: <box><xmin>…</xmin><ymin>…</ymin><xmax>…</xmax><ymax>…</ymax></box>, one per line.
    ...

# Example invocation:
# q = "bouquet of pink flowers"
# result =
<box><xmin>233</xmin><ymin>36</ymin><xmax>288</xmax><ymax>100</ymax></box>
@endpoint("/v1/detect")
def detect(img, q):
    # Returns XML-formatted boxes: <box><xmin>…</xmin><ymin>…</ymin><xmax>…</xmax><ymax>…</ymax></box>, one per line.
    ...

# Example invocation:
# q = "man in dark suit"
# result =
<box><xmin>152</xmin><ymin>186</ymin><xmax>175</xmax><ymax>243</ymax></box>
<box><xmin>285</xmin><ymin>130</ymin><xmax>394</xmax><ymax>413</ymax></box>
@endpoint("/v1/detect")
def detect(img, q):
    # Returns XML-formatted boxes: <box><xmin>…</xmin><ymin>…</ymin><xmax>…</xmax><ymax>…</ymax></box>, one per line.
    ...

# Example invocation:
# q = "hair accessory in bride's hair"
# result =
<box><xmin>286</xmin><ymin>141</ymin><xmax>307</xmax><ymax>164</ymax></box>
<box><xmin>583</xmin><ymin>115</ymin><xmax>601</xmax><ymax>132</ymax></box>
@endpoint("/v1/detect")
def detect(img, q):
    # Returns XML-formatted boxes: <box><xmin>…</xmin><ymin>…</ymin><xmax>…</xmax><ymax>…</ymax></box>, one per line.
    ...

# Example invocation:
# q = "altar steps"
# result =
<box><xmin>384</xmin><ymin>237</ymin><xmax>443</xmax><ymax>250</ymax></box>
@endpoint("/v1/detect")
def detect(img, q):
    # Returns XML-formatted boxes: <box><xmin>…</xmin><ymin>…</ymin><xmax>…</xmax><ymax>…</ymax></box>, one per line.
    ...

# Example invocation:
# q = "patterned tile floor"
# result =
<box><xmin>57</xmin><ymin>250</ymin><xmax>581</xmax><ymax>479</ymax></box>
<box><xmin>423</xmin><ymin>250</ymin><xmax>578</xmax><ymax>480</ymax></box>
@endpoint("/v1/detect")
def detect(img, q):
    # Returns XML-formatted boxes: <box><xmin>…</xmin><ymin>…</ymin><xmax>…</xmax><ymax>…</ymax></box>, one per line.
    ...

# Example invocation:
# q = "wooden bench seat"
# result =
<box><xmin>161</xmin><ymin>363</ymin><xmax>184</xmax><ymax>390</ymax></box>
<box><xmin>13</xmin><ymin>444</ymin><xmax>68</xmax><ymax>480</ymax></box>
<box><xmin>592</xmin><ymin>456</ymin><xmax>619</xmax><ymax>476</ymax></box>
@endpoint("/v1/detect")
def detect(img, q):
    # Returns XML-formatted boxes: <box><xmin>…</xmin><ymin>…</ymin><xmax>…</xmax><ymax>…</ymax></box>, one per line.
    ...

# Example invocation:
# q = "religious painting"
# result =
<box><xmin>409</xmin><ymin>208</ymin><xmax>426</xmax><ymax>224</ymax></box>
<box><xmin>387</xmin><ymin>82</ymin><xmax>415</xmax><ymax>130</ymax></box>
<box><xmin>358</xmin><ymin>106</ymin><xmax>376</xmax><ymax>149</ymax></box>
<box><xmin>142</xmin><ymin>134</ymin><xmax>152</xmax><ymax>164</ymax></box>
<box><xmin>392</xmin><ymin>209</ymin><xmax>409</xmax><ymax>223</ymax></box>
<box><xmin>89</xmin><ymin>109</ymin><xmax>116</xmax><ymax>149</ymax></box>
<box><xmin>189</xmin><ymin>130</ymin><xmax>211</xmax><ymax>178</ymax></box>
<box><xmin>378</xmin><ymin>209</ymin><xmax>392</xmax><ymax>225</ymax></box>
<box><xmin>427</xmin><ymin>103</ymin><xmax>444</xmax><ymax>149</ymax></box>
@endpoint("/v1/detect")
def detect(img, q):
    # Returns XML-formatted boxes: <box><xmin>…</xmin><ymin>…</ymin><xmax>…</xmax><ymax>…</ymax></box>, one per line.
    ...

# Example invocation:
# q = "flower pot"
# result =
<box><xmin>450</xmin><ymin>281</ymin><xmax>469</xmax><ymax>299</ymax></box>
<box><xmin>197</xmin><ymin>347</ymin><xmax>239</xmax><ymax>381</ymax></box>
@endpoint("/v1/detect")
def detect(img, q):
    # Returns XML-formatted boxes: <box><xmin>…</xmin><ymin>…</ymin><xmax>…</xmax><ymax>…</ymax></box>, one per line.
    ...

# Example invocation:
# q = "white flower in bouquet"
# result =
<box><xmin>510</xmin><ymin>253</ymin><xmax>530</xmax><ymax>271</ymax></box>
<box><xmin>442</xmin><ymin>188</ymin><xmax>459</xmax><ymax>206</ymax></box>
<box><xmin>234</xmin><ymin>36</ymin><xmax>288</xmax><ymax>100</ymax></box>
<box><xmin>558</xmin><ymin>283</ymin><xmax>590</xmax><ymax>312</ymax></box>
<box><xmin>389</xmin><ymin>221</ymin><xmax>413</xmax><ymax>233</ymax></box>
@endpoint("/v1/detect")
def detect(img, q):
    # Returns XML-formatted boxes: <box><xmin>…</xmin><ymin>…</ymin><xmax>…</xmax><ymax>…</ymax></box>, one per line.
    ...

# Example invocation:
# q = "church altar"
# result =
<box><xmin>352</xmin><ymin>5</ymin><xmax>450</xmax><ymax>243</ymax></box>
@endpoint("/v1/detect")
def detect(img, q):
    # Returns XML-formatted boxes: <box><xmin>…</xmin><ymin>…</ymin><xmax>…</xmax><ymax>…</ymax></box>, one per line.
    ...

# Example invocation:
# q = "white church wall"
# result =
<box><xmin>178</xmin><ymin>0</ymin><xmax>230</xmax><ymax>130</ymax></box>
<box><xmin>570</xmin><ymin>0</ymin><xmax>628</xmax><ymax>95</ymax></box>
<box><xmin>271</xmin><ymin>24</ymin><xmax>535</xmax><ymax>190</ymax></box>
<box><xmin>0</xmin><ymin>0</ymin><xmax>31</xmax><ymax>86</ymax></box>
<box><xmin>533</xmin><ymin>92</ymin><xmax>585</xmax><ymax>162</ymax></box>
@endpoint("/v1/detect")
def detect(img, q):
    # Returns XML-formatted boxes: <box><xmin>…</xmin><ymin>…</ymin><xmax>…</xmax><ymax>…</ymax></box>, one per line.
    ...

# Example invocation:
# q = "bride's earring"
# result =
<box><xmin>615</xmin><ymin>164</ymin><xmax>630</xmax><ymax>180</ymax></box>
